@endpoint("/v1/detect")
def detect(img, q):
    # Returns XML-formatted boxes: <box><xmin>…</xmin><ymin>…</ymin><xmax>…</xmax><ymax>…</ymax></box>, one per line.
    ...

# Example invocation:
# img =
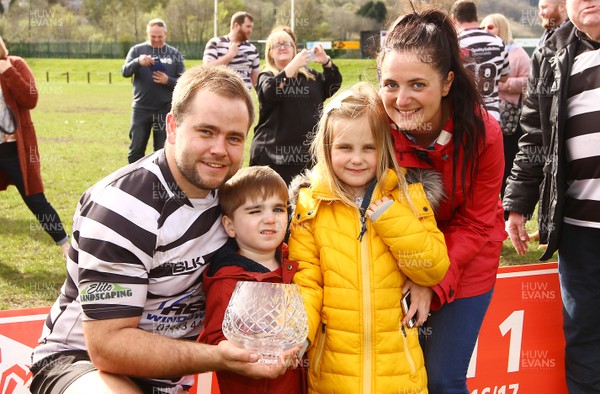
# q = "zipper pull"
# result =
<box><xmin>358</xmin><ymin>212</ymin><xmax>367</xmax><ymax>241</ymax></box>
<box><xmin>400</xmin><ymin>323</ymin><xmax>407</xmax><ymax>337</ymax></box>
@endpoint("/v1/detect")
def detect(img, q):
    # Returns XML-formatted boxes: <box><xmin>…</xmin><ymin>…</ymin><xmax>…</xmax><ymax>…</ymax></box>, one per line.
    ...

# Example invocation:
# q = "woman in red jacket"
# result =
<box><xmin>0</xmin><ymin>36</ymin><xmax>69</xmax><ymax>256</ymax></box>
<box><xmin>377</xmin><ymin>10</ymin><xmax>507</xmax><ymax>393</ymax></box>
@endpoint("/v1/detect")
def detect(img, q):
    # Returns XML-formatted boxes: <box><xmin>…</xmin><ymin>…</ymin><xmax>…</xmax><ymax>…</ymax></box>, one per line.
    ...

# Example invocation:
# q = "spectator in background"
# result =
<box><xmin>451</xmin><ymin>0</ymin><xmax>510</xmax><ymax>121</ymax></box>
<box><xmin>481</xmin><ymin>14</ymin><xmax>531</xmax><ymax>198</ymax></box>
<box><xmin>504</xmin><ymin>0</ymin><xmax>600</xmax><ymax>390</ymax></box>
<box><xmin>0</xmin><ymin>35</ymin><xmax>69</xmax><ymax>257</ymax></box>
<box><xmin>250</xmin><ymin>28</ymin><xmax>341</xmax><ymax>185</ymax></box>
<box><xmin>203</xmin><ymin>12</ymin><xmax>260</xmax><ymax>91</ymax></box>
<box><xmin>121</xmin><ymin>18</ymin><xmax>185</xmax><ymax>163</ymax></box>
<box><xmin>538</xmin><ymin>0</ymin><xmax>569</xmax><ymax>43</ymax></box>
<box><xmin>528</xmin><ymin>0</ymin><xmax>568</xmax><ymax>244</ymax></box>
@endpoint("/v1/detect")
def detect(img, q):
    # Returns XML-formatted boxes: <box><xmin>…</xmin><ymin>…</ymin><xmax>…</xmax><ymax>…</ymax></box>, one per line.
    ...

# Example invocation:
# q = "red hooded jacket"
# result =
<box><xmin>391</xmin><ymin>109</ymin><xmax>507</xmax><ymax>309</ymax></box>
<box><xmin>199</xmin><ymin>238</ymin><xmax>305</xmax><ymax>394</ymax></box>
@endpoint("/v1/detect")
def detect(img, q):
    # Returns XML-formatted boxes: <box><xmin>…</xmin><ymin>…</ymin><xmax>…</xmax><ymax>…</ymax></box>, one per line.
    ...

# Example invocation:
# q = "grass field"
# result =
<box><xmin>0</xmin><ymin>58</ymin><xmax>552</xmax><ymax>310</ymax></box>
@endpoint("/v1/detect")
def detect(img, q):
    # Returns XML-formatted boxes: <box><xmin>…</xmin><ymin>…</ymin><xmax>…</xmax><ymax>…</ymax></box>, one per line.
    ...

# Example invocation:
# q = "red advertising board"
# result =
<box><xmin>0</xmin><ymin>307</ymin><xmax>48</xmax><ymax>393</ymax></box>
<box><xmin>466</xmin><ymin>262</ymin><xmax>567</xmax><ymax>393</ymax></box>
<box><xmin>1</xmin><ymin>263</ymin><xmax>567</xmax><ymax>394</ymax></box>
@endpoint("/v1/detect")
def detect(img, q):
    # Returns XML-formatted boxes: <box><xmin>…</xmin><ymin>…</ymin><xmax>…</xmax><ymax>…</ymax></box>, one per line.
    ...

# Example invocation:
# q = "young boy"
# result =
<box><xmin>199</xmin><ymin>166</ymin><xmax>305</xmax><ymax>394</ymax></box>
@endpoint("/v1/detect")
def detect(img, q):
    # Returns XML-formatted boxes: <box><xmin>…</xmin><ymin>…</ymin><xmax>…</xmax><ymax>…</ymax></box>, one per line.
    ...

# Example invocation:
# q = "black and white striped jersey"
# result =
<box><xmin>32</xmin><ymin>150</ymin><xmax>228</xmax><ymax>388</ymax></box>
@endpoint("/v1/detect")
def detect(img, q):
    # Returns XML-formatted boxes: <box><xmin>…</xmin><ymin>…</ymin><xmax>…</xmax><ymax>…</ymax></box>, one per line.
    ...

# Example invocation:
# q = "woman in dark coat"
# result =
<box><xmin>250</xmin><ymin>28</ymin><xmax>342</xmax><ymax>184</ymax></box>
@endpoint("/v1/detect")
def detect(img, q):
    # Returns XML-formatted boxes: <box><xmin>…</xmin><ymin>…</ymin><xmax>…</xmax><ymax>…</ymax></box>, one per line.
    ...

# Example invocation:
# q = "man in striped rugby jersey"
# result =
<box><xmin>451</xmin><ymin>0</ymin><xmax>510</xmax><ymax>121</ymax></box>
<box><xmin>504</xmin><ymin>0</ymin><xmax>600</xmax><ymax>391</ymax></box>
<box><xmin>203</xmin><ymin>12</ymin><xmax>260</xmax><ymax>91</ymax></box>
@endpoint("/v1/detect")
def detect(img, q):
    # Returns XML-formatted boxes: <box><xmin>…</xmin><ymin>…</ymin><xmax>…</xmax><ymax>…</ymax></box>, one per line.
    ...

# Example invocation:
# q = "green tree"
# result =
<box><xmin>356</xmin><ymin>1</ymin><xmax>387</xmax><ymax>25</ymax></box>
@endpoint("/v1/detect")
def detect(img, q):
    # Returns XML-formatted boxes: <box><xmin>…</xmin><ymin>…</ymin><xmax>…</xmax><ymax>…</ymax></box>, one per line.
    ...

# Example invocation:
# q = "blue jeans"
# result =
<box><xmin>0</xmin><ymin>143</ymin><xmax>68</xmax><ymax>245</ymax></box>
<box><xmin>128</xmin><ymin>107</ymin><xmax>168</xmax><ymax>163</ymax></box>
<box><xmin>558</xmin><ymin>223</ymin><xmax>600</xmax><ymax>393</ymax></box>
<box><xmin>420</xmin><ymin>289</ymin><xmax>494</xmax><ymax>394</ymax></box>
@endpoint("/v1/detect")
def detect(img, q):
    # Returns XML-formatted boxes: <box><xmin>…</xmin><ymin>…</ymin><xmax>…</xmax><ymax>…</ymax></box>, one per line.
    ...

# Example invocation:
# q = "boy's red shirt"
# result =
<box><xmin>199</xmin><ymin>239</ymin><xmax>305</xmax><ymax>394</ymax></box>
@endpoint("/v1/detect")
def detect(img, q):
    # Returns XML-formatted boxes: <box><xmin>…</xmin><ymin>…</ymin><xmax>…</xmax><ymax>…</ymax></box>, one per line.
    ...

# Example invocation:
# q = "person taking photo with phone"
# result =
<box><xmin>121</xmin><ymin>18</ymin><xmax>185</xmax><ymax>164</ymax></box>
<box><xmin>250</xmin><ymin>27</ymin><xmax>341</xmax><ymax>185</ymax></box>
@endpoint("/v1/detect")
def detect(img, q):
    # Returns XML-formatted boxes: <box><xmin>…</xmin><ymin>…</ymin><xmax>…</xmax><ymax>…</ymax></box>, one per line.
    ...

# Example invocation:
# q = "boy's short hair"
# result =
<box><xmin>219</xmin><ymin>166</ymin><xmax>288</xmax><ymax>217</ymax></box>
<box><xmin>450</xmin><ymin>1</ymin><xmax>478</xmax><ymax>23</ymax></box>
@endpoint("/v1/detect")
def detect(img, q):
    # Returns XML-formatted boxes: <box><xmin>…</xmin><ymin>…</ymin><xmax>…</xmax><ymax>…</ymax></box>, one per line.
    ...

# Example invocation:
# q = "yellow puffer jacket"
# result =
<box><xmin>288</xmin><ymin>166</ymin><xmax>450</xmax><ymax>394</ymax></box>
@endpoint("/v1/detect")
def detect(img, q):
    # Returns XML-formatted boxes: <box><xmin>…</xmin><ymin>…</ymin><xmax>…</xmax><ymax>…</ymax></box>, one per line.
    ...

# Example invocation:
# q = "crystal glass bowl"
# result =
<box><xmin>222</xmin><ymin>281</ymin><xmax>308</xmax><ymax>364</ymax></box>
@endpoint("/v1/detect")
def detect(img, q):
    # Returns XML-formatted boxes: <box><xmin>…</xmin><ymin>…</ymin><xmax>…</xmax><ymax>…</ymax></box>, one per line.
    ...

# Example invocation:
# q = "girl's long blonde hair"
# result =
<box><xmin>310</xmin><ymin>82</ymin><xmax>410</xmax><ymax>207</ymax></box>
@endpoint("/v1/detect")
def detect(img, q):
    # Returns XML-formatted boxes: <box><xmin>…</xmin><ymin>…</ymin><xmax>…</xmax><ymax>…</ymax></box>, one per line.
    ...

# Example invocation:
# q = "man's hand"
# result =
<box><xmin>138</xmin><ymin>54</ymin><xmax>153</xmax><ymax>67</ymax></box>
<box><xmin>506</xmin><ymin>212</ymin><xmax>530</xmax><ymax>255</ymax></box>
<box><xmin>227</xmin><ymin>42</ymin><xmax>241</xmax><ymax>59</ymax></box>
<box><xmin>216</xmin><ymin>341</ymin><xmax>290</xmax><ymax>379</ymax></box>
<box><xmin>152</xmin><ymin>71</ymin><xmax>169</xmax><ymax>85</ymax></box>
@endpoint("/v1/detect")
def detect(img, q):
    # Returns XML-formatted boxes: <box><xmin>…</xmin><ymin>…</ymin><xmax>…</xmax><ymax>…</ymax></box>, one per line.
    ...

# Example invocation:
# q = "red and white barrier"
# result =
<box><xmin>1</xmin><ymin>263</ymin><xmax>567</xmax><ymax>394</ymax></box>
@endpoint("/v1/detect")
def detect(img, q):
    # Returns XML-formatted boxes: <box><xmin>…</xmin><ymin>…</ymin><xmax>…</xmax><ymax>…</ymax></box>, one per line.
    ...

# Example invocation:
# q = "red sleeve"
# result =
<box><xmin>0</xmin><ymin>57</ymin><xmax>38</xmax><ymax>110</ymax></box>
<box><xmin>198</xmin><ymin>273</ymin><xmax>240</xmax><ymax>345</ymax></box>
<box><xmin>431</xmin><ymin>116</ymin><xmax>506</xmax><ymax>308</ymax></box>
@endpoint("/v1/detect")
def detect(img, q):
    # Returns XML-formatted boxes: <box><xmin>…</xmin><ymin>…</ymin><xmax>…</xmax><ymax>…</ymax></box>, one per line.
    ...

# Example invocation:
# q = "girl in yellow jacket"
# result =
<box><xmin>288</xmin><ymin>82</ymin><xmax>450</xmax><ymax>394</ymax></box>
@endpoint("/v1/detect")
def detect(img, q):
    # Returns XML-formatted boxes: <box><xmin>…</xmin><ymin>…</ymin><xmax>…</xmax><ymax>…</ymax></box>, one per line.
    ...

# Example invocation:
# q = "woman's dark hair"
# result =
<box><xmin>377</xmin><ymin>8</ymin><xmax>485</xmax><ymax>205</ymax></box>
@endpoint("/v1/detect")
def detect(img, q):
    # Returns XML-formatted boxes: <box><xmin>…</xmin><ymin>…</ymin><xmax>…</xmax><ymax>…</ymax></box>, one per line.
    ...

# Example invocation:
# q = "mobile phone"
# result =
<box><xmin>401</xmin><ymin>291</ymin><xmax>417</xmax><ymax>328</ymax></box>
<box><xmin>150</xmin><ymin>56</ymin><xmax>166</xmax><ymax>72</ymax></box>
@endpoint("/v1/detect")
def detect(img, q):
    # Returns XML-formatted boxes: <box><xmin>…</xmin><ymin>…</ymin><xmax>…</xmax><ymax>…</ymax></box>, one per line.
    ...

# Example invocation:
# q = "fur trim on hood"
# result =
<box><xmin>288</xmin><ymin>168</ymin><xmax>445</xmax><ymax>214</ymax></box>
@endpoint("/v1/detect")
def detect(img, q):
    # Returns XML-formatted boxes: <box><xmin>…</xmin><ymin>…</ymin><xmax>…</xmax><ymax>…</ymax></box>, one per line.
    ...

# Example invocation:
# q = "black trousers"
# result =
<box><xmin>0</xmin><ymin>142</ymin><xmax>67</xmax><ymax>244</ymax></box>
<box><xmin>127</xmin><ymin>107</ymin><xmax>169</xmax><ymax>163</ymax></box>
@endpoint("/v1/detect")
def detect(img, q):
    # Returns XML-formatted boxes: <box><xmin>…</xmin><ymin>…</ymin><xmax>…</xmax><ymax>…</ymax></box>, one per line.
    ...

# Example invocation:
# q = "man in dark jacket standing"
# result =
<box><xmin>503</xmin><ymin>0</ymin><xmax>600</xmax><ymax>391</ymax></box>
<box><xmin>121</xmin><ymin>19</ymin><xmax>185</xmax><ymax>163</ymax></box>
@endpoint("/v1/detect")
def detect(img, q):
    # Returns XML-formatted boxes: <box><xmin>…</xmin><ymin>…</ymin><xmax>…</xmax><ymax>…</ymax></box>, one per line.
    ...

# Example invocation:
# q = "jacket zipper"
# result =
<box><xmin>312</xmin><ymin>321</ymin><xmax>327</xmax><ymax>377</ymax></box>
<box><xmin>400</xmin><ymin>324</ymin><xmax>417</xmax><ymax>378</ymax></box>
<box><xmin>361</xmin><ymin>219</ymin><xmax>373</xmax><ymax>393</ymax></box>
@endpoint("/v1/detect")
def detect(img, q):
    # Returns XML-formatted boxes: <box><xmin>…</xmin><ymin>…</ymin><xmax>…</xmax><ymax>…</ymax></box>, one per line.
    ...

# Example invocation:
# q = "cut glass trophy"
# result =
<box><xmin>222</xmin><ymin>281</ymin><xmax>308</xmax><ymax>364</ymax></box>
